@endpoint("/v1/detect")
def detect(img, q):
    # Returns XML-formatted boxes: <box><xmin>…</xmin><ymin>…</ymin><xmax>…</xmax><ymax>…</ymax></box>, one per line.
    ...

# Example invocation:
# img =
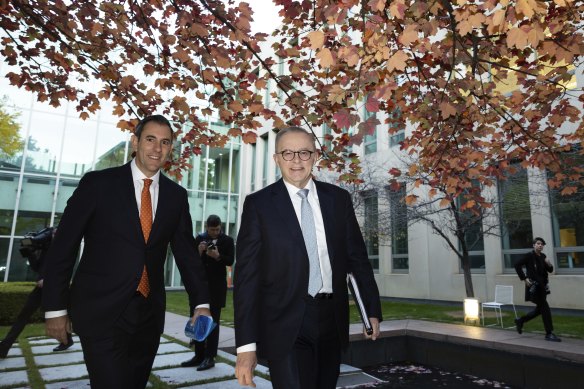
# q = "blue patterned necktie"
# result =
<box><xmin>297</xmin><ymin>189</ymin><xmax>323</xmax><ymax>296</ymax></box>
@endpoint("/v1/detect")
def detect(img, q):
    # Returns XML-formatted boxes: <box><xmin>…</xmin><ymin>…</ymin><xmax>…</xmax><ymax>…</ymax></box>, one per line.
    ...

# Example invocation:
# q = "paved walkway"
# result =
<box><xmin>1</xmin><ymin>313</ymin><xmax>583</xmax><ymax>388</ymax></box>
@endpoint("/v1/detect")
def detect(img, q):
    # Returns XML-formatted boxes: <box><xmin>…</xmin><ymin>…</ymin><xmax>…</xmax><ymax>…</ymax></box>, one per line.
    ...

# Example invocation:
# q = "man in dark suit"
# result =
<box><xmin>42</xmin><ymin>115</ymin><xmax>211</xmax><ymax>389</ymax></box>
<box><xmin>181</xmin><ymin>214</ymin><xmax>234</xmax><ymax>370</ymax></box>
<box><xmin>234</xmin><ymin>126</ymin><xmax>382</xmax><ymax>389</ymax></box>
<box><xmin>514</xmin><ymin>237</ymin><xmax>561</xmax><ymax>342</ymax></box>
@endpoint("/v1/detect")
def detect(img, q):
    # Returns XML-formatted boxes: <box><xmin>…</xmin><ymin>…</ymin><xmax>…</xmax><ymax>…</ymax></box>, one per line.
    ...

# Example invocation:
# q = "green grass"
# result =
<box><xmin>165</xmin><ymin>289</ymin><xmax>584</xmax><ymax>339</ymax></box>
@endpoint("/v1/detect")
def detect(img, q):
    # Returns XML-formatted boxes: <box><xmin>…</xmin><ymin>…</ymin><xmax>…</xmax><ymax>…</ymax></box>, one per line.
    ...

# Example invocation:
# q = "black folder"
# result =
<box><xmin>348</xmin><ymin>273</ymin><xmax>373</xmax><ymax>335</ymax></box>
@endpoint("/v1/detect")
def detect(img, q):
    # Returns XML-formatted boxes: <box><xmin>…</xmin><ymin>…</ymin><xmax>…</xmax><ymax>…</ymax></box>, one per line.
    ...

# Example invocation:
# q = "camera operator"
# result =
<box><xmin>181</xmin><ymin>215</ymin><xmax>234</xmax><ymax>371</ymax></box>
<box><xmin>0</xmin><ymin>227</ymin><xmax>73</xmax><ymax>359</ymax></box>
<box><xmin>513</xmin><ymin>237</ymin><xmax>561</xmax><ymax>342</ymax></box>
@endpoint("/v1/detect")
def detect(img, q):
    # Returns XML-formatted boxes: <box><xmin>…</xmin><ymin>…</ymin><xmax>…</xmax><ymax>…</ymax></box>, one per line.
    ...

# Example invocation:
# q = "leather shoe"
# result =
<box><xmin>196</xmin><ymin>357</ymin><xmax>215</xmax><ymax>371</ymax></box>
<box><xmin>53</xmin><ymin>333</ymin><xmax>74</xmax><ymax>352</ymax></box>
<box><xmin>514</xmin><ymin>318</ymin><xmax>523</xmax><ymax>334</ymax></box>
<box><xmin>181</xmin><ymin>355</ymin><xmax>204</xmax><ymax>367</ymax></box>
<box><xmin>545</xmin><ymin>333</ymin><xmax>562</xmax><ymax>342</ymax></box>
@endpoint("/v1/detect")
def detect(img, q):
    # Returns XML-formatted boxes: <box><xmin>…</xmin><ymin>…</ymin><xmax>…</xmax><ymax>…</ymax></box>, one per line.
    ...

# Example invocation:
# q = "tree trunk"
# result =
<box><xmin>461</xmin><ymin>255</ymin><xmax>475</xmax><ymax>298</ymax></box>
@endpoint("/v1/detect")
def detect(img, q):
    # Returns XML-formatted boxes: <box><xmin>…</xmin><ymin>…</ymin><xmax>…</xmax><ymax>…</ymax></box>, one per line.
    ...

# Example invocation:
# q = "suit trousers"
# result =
<box><xmin>520</xmin><ymin>287</ymin><xmax>553</xmax><ymax>334</ymax></box>
<box><xmin>192</xmin><ymin>303</ymin><xmax>222</xmax><ymax>358</ymax></box>
<box><xmin>0</xmin><ymin>286</ymin><xmax>42</xmax><ymax>354</ymax></box>
<box><xmin>268</xmin><ymin>297</ymin><xmax>341</xmax><ymax>389</ymax></box>
<box><xmin>79</xmin><ymin>293</ymin><xmax>160</xmax><ymax>389</ymax></box>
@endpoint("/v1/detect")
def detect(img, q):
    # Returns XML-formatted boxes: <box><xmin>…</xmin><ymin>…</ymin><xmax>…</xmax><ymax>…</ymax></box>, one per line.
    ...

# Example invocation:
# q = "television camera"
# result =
<box><xmin>19</xmin><ymin>227</ymin><xmax>55</xmax><ymax>261</ymax></box>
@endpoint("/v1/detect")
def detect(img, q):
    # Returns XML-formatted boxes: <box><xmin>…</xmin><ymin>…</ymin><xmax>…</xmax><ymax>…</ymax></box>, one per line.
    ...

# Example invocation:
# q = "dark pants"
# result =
<box><xmin>191</xmin><ymin>303</ymin><xmax>221</xmax><ymax>358</ymax></box>
<box><xmin>79</xmin><ymin>294</ymin><xmax>160</xmax><ymax>389</ymax></box>
<box><xmin>0</xmin><ymin>286</ymin><xmax>42</xmax><ymax>353</ymax></box>
<box><xmin>519</xmin><ymin>286</ymin><xmax>554</xmax><ymax>334</ymax></box>
<box><xmin>268</xmin><ymin>297</ymin><xmax>341</xmax><ymax>389</ymax></box>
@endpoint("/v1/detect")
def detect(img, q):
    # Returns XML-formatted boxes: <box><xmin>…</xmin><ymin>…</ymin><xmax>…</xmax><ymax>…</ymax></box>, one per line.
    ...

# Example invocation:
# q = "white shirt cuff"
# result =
<box><xmin>237</xmin><ymin>343</ymin><xmax>256</xmax><ymax>353</ymax></box>
<box><xmin>195</xmin><ymin>304</ymin><xmax>210</xmax><ymax>310</ymax></box>
<box><xmin>45</xmin><ymin>310</ymin><xmax>67</xmax><ymax>319</ymax></box>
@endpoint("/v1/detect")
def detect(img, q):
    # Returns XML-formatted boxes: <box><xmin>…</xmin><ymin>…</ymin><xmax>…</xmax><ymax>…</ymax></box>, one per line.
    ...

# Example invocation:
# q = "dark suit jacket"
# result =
<box><xmin>514</xmin><ymin>250</ymin><xmax>553</xmax><ymax>301</ymax></box>
<box><xmin>42</xmin><ymin>162</ymin><xmax>209</xmax><ymax>337</ymax></box>
<box><xmin>194</xmin><ymin>232</ymin><xmax>234</xmax><ymax>308</ymax></box>
<box><xmin>234</xmin><ymin>179</ymin><xmax>382</xmax><ymax>359</ymax></box>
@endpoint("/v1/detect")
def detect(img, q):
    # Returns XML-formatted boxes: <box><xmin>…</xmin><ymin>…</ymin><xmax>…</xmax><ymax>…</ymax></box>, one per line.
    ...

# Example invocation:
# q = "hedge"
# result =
<box><xmin>0</xmin><ymin>282</ymin><xmax>45</xmax><ymax>325</ymax></box>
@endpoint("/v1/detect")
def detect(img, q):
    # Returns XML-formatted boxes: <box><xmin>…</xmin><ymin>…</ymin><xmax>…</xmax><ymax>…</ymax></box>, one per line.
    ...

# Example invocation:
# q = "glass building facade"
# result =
<box><xmin>0</xmin><ymin>72</ymin><xmax>240</xmax><ymax>286</ymax></box>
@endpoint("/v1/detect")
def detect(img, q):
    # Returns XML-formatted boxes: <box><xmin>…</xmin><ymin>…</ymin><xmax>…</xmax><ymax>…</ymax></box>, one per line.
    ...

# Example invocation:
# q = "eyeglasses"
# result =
<box><xmin>276</xmin><ymin>150</ymin><xmax>315</xmax><ymax>161</ymax></box>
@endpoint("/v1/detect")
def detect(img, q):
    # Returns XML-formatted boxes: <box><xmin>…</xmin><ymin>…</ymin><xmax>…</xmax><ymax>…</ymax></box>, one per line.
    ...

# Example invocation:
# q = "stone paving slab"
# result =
<box><xmin>0</xmin><ymin>356</ymin><xmax>26</xmax><ymax>370</ymax></box>
<box><xmin>340</xmin><ymin>363</ymin><xmax>361</xmax><ymax>374</ymax></box>
<box><xmin>0</xmin><ymin>369</ymin><xmax>28</xmax><ymax>387</ymax></box>
<box><xmin>152</xmin><ymin>351</ymin><xmax>192</xmax><ymax>369</ymax></box>
<box><xmin>31</xmin><ymin>343</ymin><xmax>83</xmax><ymax>355</ymax></box>
<box><xmin>29</xmin><ymin>336</ymin><xmax>80</xmax><ymax>345</ymax></box>
<box><xmin>45</xmin><ymin>379</ymin><xmax>91</xmax><ymax>389</ymax></box>
<box><xmin>39</xmin><ymin>362</ymin><xmax>88</xmax><ymax>381</ymax></box>
<box><xmin>2</xmin><ymin>346</ymin><xmax>23</xmax><ymax>357</ymax></box>
<box><xmin>35</xmin><ymin>351</ymin><xmax>85</xmax><ymax>367</ymax></box>
<box><xmin>157</xmin><ymin>342</ymin><xmax>191</xmax><ymax>354</ymax></box>
<box><xmin>181</xmin><ymin>377</ymin><xmax>273</xmax><ymax>389</ymax></box>
<box><xmin>152</xmin><ymin>362</ymin><xmax>234</xmax><ymax>385</ymax></box>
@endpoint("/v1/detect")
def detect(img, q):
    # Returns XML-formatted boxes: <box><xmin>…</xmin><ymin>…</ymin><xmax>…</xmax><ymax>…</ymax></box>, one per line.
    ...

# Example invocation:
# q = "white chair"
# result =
<box><xmin>481</xmin><ymin>285</ymin><xmax>518</xmax><ymax>327</ymax></box>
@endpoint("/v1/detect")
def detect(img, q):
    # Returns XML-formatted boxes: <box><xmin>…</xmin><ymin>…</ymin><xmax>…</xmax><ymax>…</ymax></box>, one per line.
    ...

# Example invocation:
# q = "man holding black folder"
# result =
<box><xmin>234</xmin><ymin>126</ymin><xmax>382</xmax><ymax>389</ymax></box>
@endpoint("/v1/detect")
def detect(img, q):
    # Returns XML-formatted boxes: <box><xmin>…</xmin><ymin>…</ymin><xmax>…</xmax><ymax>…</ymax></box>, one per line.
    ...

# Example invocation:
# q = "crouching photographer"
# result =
<box><xmin>0</xmin><ymin>227</ymin><xmax>73</xmax><ymax>358</ymax></box>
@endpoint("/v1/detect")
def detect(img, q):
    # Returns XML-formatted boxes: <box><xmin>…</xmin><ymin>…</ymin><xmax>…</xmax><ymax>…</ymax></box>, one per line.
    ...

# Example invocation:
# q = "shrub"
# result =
<box><xmin>0</xmin><ymin>282</ymin><xmax>44</xmax><ymax>325</ymax></box>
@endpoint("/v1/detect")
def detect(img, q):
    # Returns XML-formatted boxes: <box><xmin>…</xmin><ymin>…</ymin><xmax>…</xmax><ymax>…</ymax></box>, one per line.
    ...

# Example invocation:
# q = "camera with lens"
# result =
<box><xmin>19</xmin><ymin>227</ymin><xmax>54</xmax><ymax>259</ymax></box>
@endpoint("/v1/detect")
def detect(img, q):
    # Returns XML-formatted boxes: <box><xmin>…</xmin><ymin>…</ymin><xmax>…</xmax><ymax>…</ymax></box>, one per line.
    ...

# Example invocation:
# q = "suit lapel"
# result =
<box><xmin>271</xmin><ymin>179</ymin><xmax>304</xmax><ymax>244</ymax></box>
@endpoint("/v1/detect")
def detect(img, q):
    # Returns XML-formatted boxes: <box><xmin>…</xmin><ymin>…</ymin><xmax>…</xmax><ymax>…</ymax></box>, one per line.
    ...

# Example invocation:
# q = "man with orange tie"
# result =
<box><xmin>42</xmin><ymin>115</ymin><xmax>211</xmax><ymax>389</ymax></box>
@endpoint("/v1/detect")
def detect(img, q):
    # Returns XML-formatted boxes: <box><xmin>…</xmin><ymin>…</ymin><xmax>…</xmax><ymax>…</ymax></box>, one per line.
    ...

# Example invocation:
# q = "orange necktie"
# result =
<box><xmin>137</xmin><ymin>178</ymin><xmax>152</xmax><ymax>297</ymax></box>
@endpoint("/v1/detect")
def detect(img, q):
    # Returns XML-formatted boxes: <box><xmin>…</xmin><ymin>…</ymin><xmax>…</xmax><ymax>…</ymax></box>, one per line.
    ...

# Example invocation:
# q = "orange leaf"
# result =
<box><xmin>506</xmin><ymin>27</ymin><xmax>528</xmax><ymax>49</ymax></box>
<box><xmin>387</xmin><ymin>50</ymin><xmax>408</xmax><ymax>73</ymax></box>
<box><xmin>405</xmin><ymin>194</ymin><xmax>418</xmax><ymax>205</ymax></box>
<box><xmin>439</xmin><ymin>102</ymin><xmax>457</xmax><ymax>119</ymax></box>
<box><xmin>316</xmin><ymin>48</ymin><xmax>335</xmax><ymax>68</ymax></box>
<box><xmin>307</xmin><ymin>30</ymin><xmax>325</xmax><ymax>50</ymax></box>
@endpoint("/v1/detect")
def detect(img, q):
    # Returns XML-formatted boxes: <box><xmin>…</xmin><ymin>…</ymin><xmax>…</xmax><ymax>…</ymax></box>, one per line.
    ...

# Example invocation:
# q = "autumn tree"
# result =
<box><xmin>0</xmin><ymin>98</ymin><xmax>22</xmax><ymax>160</ymax></box>
<box><xmin>0</xmin><ymin>0</ymin><xmax>279</xmax><ymax>177</ymax></box>
<box><xmin>2</xmin><ymin>1</ymin><xmax>584</xmax><ymax>296</ymax></box>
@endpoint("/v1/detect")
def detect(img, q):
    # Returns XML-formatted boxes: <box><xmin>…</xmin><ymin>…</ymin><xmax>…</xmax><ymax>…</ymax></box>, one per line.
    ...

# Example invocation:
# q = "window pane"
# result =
<box><xmin>0</xmin><ymin>173</ymin><xmax>18</xmax><ymax>235</ymax></box>
<box><xmin>0</xmin><ymin>238</ymin><xmax>8</xmax><ymax>281</ymax></box>
<box><xmin>15</xmin><ymin>176</ymin><xmax>56</xmax><ymax>235</ymax></box>
<box><xmin>499</xmin><ymin>167</ymin><xmax>532</xmax><ymax>250</ymax></box>
<box><xmin>23</xmin><ymin>113</ymin><xmax>65</xmax><ymax>174</ymax></box>
<box><xmin>7</xmin><ymin>241</ymin><xmax>36</xmax><ymax>281</ymax></box>
<box><xmin>60</xmin><ymin>117</ymin><xmax>97</xmax><ymax>177</ymax></box>
<box><xmin>393</xmin><ymin>256</ymin><xmax>409</xmax><ymax>270</ymax></box>
<box><xmin>94</xmin><ymin>124</ymin><xmax>128</xmax><ymax>171</ymax></box>
<box><xmin>556</xmin><ymin>252</ymin><xmax>584</xmax><ymax>269</ymax></box>
<box><xmin>550</xmin><ymin>154</ymin><xmax>584</xmax><ymax>270</ymax></box>
<box><xmin>389</xmin><ymin>185</ymin><xmax>409</xmax><ymax>270</ymax></box>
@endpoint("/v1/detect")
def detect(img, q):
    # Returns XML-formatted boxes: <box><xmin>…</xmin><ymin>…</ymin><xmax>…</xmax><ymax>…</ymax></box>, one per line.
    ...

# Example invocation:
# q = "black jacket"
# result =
<box><xmin>194</xmin><ymin>231</ymin><xmax>234</xmax><ymax>308</ymax></box>
<box><xmin>514</xmin><ymin>250</ymin><xmax>553</xmax><ymax>301</ymax></box>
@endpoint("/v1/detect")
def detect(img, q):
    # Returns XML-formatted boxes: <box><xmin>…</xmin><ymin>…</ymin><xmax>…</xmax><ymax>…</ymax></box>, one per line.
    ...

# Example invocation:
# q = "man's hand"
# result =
<box><xmin>197</xmin><ymin>242</ymin><xmax>207</xmax><ymax>256</ymax></box>
<box><xmin>190</xmin><ymin>307</ymin><xmax>212</xmax><ymax>325</ymax></box>
<box><xmin>365</xmin><ymin>317</ymin><xmax>380</xmax><ymax>340</ymax></box>
<box><xmin>45</xmin><ymin>315</ymin><xmax>71</xmax><ymax>344</ymax></box>
<box><xmin>525</xmin><ymin>278</ymin><xmax>533</xmax><ymax>287</ymax></box>
<box><xmin>36</xmin><ymin>279</ymin><xmax>44</xmax><ymax>288</ymax></box>
<box><xmin>235</xmin><ymin>351</ymin><xmax>257</xmax><ymax>387</ymax></box>
<box><xmin>206</xmin><ymin>247</ymin><xmax>220</xmax><ymax>260</ymax></box>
